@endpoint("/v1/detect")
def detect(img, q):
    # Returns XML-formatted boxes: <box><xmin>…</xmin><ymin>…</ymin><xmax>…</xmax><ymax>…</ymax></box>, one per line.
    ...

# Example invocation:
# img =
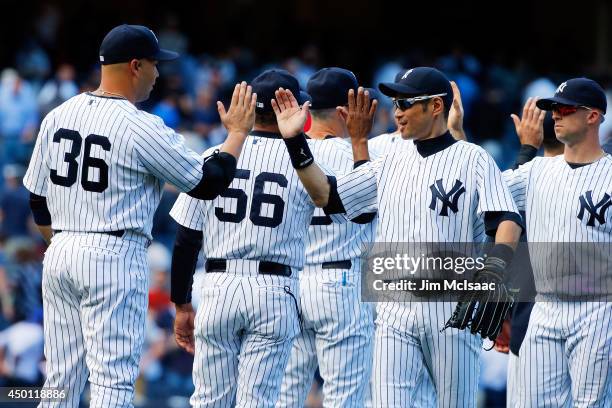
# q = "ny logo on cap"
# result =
<box><xmin>556</xmin><ymin>81</ymin><xmax>568</xmax><ymax>94</ymax></box>
<box><xmin>401</xmin><ymin>69</ymin><xmax>414</xmax><ymax>80</ymax></box>
<box><xmin>429</xmin><ymin>179</ymin><xmax>466</xmax><ymax>216</ymax></box>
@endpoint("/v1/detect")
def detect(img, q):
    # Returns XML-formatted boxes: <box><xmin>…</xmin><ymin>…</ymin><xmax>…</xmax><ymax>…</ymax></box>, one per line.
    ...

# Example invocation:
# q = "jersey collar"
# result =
<box><xmin>413</xmin><ymin>131</ymin><xmax>456</xmax><ymax>158</ymax></box>
<box><xmin>250</xmin><ymin>130</ymin><xmax>282</xmax><ymax>139</ymax></box>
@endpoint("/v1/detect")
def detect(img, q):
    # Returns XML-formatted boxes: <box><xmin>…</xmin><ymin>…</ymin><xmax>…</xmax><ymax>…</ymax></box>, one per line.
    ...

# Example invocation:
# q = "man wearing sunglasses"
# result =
<box><xmin>502</xmin><ymin>77</ymin><xmax>611</xmax><ymax>407</ymax></box>
<box><xmin>270</xmin><ymin>67</ymin><xmax>523</xmax><ymax>407</ymax></box>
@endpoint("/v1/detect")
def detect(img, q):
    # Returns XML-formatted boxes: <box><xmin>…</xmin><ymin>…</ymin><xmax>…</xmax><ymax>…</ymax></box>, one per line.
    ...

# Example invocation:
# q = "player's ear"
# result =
<box><xmin>432</xmin><ymin>98</ymin><xmax>444</xmax><ymax>116</ymax></box>
<box><xmin>129</xmin><ymin>59</ymin><xmax>140</xmax><ymax>75</ymax></box>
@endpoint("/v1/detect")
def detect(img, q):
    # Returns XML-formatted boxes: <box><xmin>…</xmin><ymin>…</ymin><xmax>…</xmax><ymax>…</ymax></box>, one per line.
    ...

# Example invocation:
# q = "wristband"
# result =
<box><xmin>283</xmin><ymin>133</ymin><xmax>314</xmax><ymax>169</ymax></box>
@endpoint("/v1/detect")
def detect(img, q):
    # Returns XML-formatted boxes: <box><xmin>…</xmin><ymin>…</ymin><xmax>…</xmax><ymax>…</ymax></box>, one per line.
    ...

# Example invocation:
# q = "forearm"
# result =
<box><xmin>351</xmin><ymin>138</ymin><xmax>370</xmax><ymax>162</ymax></box>
<box><xmin>450</xmin><ymin>128</ymin><xmax>467</xmax><ymax>141</ymax></box>
<box><xmin>494</xmin><ymin>220</ymin><xmax>522</xmax><ymax>250</ymax></box>
<box><xmin>296</xmin><ymin>164</ymin><xmax>331</xmax><ymax>208</ymax></box>
<box><xmin>219</xmin><ymin>130</ymin><xmax>248</xmax><ymax>159</ymax></box>
<box><xmin>171</xmin><ymin>226</ymin><xmax>203</xmax><ymax>305</ymax></box>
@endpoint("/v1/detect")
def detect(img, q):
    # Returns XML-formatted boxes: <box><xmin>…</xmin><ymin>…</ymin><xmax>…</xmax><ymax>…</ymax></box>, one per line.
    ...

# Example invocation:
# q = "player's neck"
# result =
<box><xmin>416</xmin><ymin>122</ymin><xmax>448</xmax><ymax>141</ymax></box>
<box><xmin>96</xmin><ymin>79</ymin><xmax>136</xmax><ymax>103</ymax></box>
<box><xmin>252</xmin><ymin>124</ymin><xmax>280</xmax><ymax>134</ymax></box>
<box><xmin>563</xmin><ymin>133</ymin><xmax>605</xmax><ymax>164</ymax></box>
<box><xmin>307</xmin><ymin>121</ymin><xmax>343</xmax><ymax>140</ymax></box>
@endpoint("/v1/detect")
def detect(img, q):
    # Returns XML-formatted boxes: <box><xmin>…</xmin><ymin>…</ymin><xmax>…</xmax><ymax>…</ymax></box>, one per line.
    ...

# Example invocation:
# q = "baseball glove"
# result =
<box><xmin>442</xmin><ymin>256</ymin><xmax>517</xmax><ymax>342</ymax></box>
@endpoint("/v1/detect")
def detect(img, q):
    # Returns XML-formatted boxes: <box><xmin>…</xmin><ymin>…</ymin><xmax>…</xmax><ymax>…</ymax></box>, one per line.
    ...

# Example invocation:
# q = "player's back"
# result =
<box><xmin>184</xmin><ymin>131</ymin><xmax>316</xmax><ymax>269</ymax></box>
<box><xmin>24</xmin><ymin>93</ymin><xmax>203</xmax><ymax>239</ymax></box>
<box><xmin>306</xmin><ymin>137</ymin><xmax>375</xmax><ymax>263</ymax></box>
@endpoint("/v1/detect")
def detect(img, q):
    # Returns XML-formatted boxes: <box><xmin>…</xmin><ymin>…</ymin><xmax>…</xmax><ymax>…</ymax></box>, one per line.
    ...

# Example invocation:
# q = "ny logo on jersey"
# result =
<box><xmin>401</xmin><ymin>69</ymin><xmax>414</xmax><ymax>80</ymax></box>
<box><xmin>429</xmin><ymin>179</ymin><xmax>466</xmax><ymax>216</ymax></box>
<box><xmin>556</xmin><ymin>81</ymin><xmax>568</xmax><ymax>94</ymax></box>
<box><xmin>577</xmin><ymin>191</ymin><xmax>611</xmax><ymax>226</ymax></box>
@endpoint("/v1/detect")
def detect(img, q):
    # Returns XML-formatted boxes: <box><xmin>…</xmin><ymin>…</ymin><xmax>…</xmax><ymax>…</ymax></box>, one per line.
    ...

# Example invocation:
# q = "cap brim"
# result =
<box><xmin>152</xmin><ymin>49</ymin><xmax>179</xmax><ymax>61</ymax></box>
<box><xmin>536</xmin><ymin>96</ymin><xmax>579</xmax><ymax>111</ymax></box>
<box><xmin>378</xmin><ymin>82</ymin><xmax>424</xmax><ymax>97</ymax></box>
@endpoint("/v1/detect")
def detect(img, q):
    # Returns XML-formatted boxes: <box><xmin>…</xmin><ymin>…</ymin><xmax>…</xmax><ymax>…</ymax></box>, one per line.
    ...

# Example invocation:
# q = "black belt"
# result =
<box><xmin>53</xmin><ymin>230</ymin><xmax>125</xmax><ymax>238</ymax></box>
<box><xmin>321</xmin><ymin>260</ymin><xmax>352</xmax><ymax>270</ymax></box>
<box><xmin>205</xmin><ymin>258</ymin><xmax>292</xmax><ymax>277</ymax></box>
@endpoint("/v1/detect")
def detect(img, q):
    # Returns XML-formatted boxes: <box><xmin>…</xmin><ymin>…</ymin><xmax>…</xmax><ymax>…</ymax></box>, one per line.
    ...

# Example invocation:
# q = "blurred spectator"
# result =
<box><xmin>14</xmin><ymin>39</ymin><xmax>51</xmax><ymax>87</ymax></box>
<box><xmin>192</xmin><ymin>86</ymin><xmax>220</xmax><ymax>140</ymax></box>
<box><xmin>0</xmin><ymin>309</ymin><xmax>44</xmax><ymax>387</ymax></box>
<box><xmin>37</xmin><ymin>63</ymin><xmax>79</xmax><ymax>117</ymax></box>
<box><xmin>3</xmin><ymin>238</ymin><xmax>43</xmax><ymax>323</ymax></box>
<box><xmin>0</xmin><ymin>164</ymin><xmax>30</xmax><ymax>238</ymax></box>
<box><xmin>0</xmin><ymin>69</ymin><xmax>39</xmax><ymax>167</ymax></box>
<box><xmin>147</xmin><ymin>243</ymin><xmax>172</xmax><ymax>313</ymax></box>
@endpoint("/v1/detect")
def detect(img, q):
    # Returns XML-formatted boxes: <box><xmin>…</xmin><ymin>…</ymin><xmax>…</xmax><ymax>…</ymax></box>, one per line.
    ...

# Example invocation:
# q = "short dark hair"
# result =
<box><xmin>310</xmin><ymin>108</ymin><xmax>337</xmax><ymax>121</ymax></box>
<box><xmin>255</xmin><ymin>111</ymin><xmax>277</xmax><ymax>126</ymax></box>
<box><xmin>421</xmin><ymin>98</ymin><xmax>450</xmax><ymax>119</ymax></box>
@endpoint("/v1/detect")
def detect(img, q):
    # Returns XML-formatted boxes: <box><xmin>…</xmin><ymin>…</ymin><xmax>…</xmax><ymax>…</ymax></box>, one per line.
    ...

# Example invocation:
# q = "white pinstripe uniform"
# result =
<box><xmin>368</xmin><ymin>131</ymin><xmax>407</xmax><ymax>156</ymax></box>
<box><xmin>504</xmin><ymin>155</ymin><xmax>612</xmax><ymax>407</ymax></box>
<box><xmin>170</xmin><ymin>131</ymin><xmax>341</xmax><ymax>408</ymax></box>
<box><xmin>23</xmin><ymin>93</ymin><xmax>207</xmax><ymax>407</ymax></box>
<box><xmin>336</xmin><ymin>134</ymin><xmax>520</xmax><ymax>407</ymax></box>
<box><xmin>366</xmin><ymin>131</ymin><xmax>437</xmax><ymax>408</ymax></box>
<box><xmin>277</xmin><ymin>137</ymin><xmax>376</xmax><ymax>407</ymax></box>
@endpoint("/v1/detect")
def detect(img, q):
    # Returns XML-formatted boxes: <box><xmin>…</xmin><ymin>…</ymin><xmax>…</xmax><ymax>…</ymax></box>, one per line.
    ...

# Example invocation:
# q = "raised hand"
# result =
<box><xmin>271</xmin><ymin>88</ymin><xmax>311</xmax><ymax>139</ymax></box>
<box><xmin>337</xmin><ymin>87</ymin><xmax>378</xmax><ymax>142</ymax></box>
<box><xmin>447</xmin><ymin>81</ymin><xmax>466</xmax><ymax>141</ymax></box>
<box><xmin>217</xmin><ymin>81</ymin><xmax>257</xmax><ymax>135</ymax></box>
<box><xmin>511</xmin><ymin>97</ymin><xmax>546</xmax><ymax>148</ymax></box>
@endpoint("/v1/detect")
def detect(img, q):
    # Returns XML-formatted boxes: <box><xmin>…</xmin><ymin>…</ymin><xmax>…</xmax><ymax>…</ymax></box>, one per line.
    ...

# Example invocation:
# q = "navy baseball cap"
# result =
<box><xmin>379</xmin><ymin>67</ymin><xmax>453</xmax><ymax>108</ymax></box>
<box><xmin>251</xmin><ymin>69</ymin><xmax>307</xmax><ymax>114</ymax></box>
<box><xmin>99</xmin><ymin>24</ymin><xmax>179</xmax><ymax>65</ymax></box>
<box><xmin>307</xmin><ymin>67</ymin><xmax>361</xmax><ymax>110</ymax></box>
<box><xmin>536</xmin><ymin>78</ymin><xmax>607</xmax><ymax>114</ymax></box>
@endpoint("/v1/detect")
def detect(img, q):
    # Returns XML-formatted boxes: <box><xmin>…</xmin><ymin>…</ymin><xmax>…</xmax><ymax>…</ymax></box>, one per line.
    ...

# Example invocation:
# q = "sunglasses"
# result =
<box><xmin>392</xmin><ymin>93</ymin><xmax>448</xmax><ymax>111</ymax></box>
<box><xmin>551</xmin><ymin>103</ymin><xmax>595</xmax><ymax>116</ymax></box>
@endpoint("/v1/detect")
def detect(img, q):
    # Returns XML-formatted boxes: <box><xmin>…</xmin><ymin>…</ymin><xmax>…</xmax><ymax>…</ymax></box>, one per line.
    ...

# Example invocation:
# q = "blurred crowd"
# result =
<box><xmin>1</xmin><ymin>18</ymin><xmax>612</xmax><ymax>408</ymax></box>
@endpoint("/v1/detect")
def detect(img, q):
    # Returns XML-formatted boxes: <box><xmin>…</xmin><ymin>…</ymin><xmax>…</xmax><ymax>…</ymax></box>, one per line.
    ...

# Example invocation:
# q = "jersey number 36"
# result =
<box><xmin>50</xmin><ymin>128</ymin><xmax>110</xmax><ymax>193</ymax></box>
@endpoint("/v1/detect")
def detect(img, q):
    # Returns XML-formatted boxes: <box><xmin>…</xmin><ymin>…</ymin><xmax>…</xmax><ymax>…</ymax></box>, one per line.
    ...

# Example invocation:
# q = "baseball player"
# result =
<box><xmin>369</xmin><ymin>79</ymin><xmax>466</xmax><ymax>156</ymax></box>
<box><xmin>23</xmin><ymin>24</ymin><xmax>256</xmax><ymax>408</ymax></box>
<box><xmin>271</xmin><ymin>67</ymin><xmax>523</xmax><ymax>407</ymax></box>
<box><xmin>168</xmin><ymin>69</ymin><xmax>373</xmax><ymax>407</ymax></box>
<box><xmin>503</xmin><ymin>78</ymin><xmax>612</xmax><ymax>407</ymax></box>
<box><xmin>276</xmin><ymin>67</ymin><xmax>377</xmax><ymax>407</ymax></box>
<box><xmin>492</xmin><ymin>101</ymin><xmax>563</xmax><ymax>407</ymax></box>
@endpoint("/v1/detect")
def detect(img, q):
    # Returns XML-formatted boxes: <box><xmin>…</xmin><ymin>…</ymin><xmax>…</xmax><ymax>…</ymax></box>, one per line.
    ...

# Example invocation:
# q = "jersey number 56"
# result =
<box><xmin>214</xmin><ymin>169</ymin><xmax>287</xmax><ymax>228</ymax></box>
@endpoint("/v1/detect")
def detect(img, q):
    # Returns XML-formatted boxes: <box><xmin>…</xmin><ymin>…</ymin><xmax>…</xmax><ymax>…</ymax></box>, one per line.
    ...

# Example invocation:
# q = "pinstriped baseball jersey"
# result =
<box><xmin>339</xmin><ymin>136</ymin><xmax>519</xmax><ymax>242</ymax></box>
<box><xmin>368</xmin><ymin>131</ymin><xmax>410</xmax><ymax>156</ymax></box>
<box><xmin>305</xmin><ymin>137</ymin><xmax>377</xmax><ymax>264</ymax></box>
<box><xmin>503</xmin><ymin>155</ymin><xmax>612</xmax><ymax>295</ymax></box>
<box><xmin>23</xmin><ymin>93</ymin><xmax>205</xmax><ymax>239</ymax></box>
<box><xmin>170</xmin><ymin>131</ymin><xmax>339</xmax><ymax>270</ymax></box>
<box><xmin>334</xmin><ymin>133</ymin><xmax>520</xmax><ymax>407</ymax></box>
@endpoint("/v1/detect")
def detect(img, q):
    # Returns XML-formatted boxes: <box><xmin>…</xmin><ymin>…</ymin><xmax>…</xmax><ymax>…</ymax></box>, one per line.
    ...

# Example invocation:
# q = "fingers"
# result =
<box><xmin>274</xmin><ymin>89</ymin><xmax>286</xmax><ymax>111</ymax></box>
<box><xmin>216</xmin><ymin>100</ymin><xmax>227</xmax><ymax>118</ymax></box>
<box><xmin>230</xmin><ymin>83</ymin><xmax>240</xmax><ymax>109</ymax></box>
<box><xmin>347</xmin><ymin>88</ymin><xmax>355</xmax><ymax>112</ymax></box>
<box><xmin>249</xmin><ymin>92</ymin><xmax>257</xmax><ymax>113</ymax></box>
<box><xmin>237</xmin><ymin>81</ymin><xmax>247</xmax><ymax>108</ymax></box>
<box><xmin>369</xmin><ymin>98</ymin><xmax>378</xmax><ymax>118</ymax></box>
<box><xmin>510</xmin><ymin>113</ymin><xmax>521</xmax><ymax>133</ymax></box>
<box><xmin>450</xmin><ymin>81</ymin><xmax>462</xmax><ymax>106</ymax></box>
<box><xmin>285</xmin><ymin>89</ymin><xmax>299</xmax><ymax>108</ymax></box>
<box><xmin>271</xmin><ymin>98</ymin><xmax>280</xmax><ymax>116</ymax></box>
<box><xmin>537</xmin><ymin>107</ymin><xmax>547</xmax><ymax>124</ymax></box>
<box><xmin>302</xmin><ymin>100</ymin><xmax>310</xmax><ymax>115</ymax></box>
<box><xmin>356</xmin><ymin>87</ymin><xmax>365</xmax><ymax>112</ymax></box>
<box><xmin>243</xmin><ymin>83</ymin><xmax>252</xmax><ymax>109</ymax></box>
